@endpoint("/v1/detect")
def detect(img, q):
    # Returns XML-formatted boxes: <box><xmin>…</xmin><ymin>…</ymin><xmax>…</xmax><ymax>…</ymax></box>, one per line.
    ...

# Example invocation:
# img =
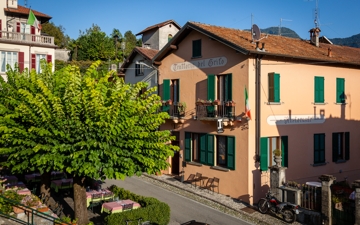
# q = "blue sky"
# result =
<box><xmin>27</xmin><ymin>0</ymin><xmax>360</xmax><ymax>40</ymax></box>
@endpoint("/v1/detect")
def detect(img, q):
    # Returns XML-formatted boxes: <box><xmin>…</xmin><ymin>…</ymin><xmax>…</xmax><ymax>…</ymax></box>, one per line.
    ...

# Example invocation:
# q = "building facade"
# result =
<box><xmin>0</xmin><ymin>0</ymin><xmax>56</xmax><ymax>80</ymax></box>
<box><xmin>153</xmin><ymin>21</ymin><xmax>360</xmax><ymax>205</ymax></box>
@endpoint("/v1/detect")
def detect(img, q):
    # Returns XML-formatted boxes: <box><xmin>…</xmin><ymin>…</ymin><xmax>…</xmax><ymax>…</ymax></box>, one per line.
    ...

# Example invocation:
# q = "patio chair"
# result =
<box><xmin>210</xmin><ymin>177</ymin><xmax>220</xmax><ymax>193</ymax></box>
<box><xmin>184</xmin><ymin>174</ymin><xmax>196</xmax><ymax>188</ymax></box>
<box><xmin>60</xmin><ymin>181</ymin><xmax>72</xmax><ymax>196</ymax></box>
<box><xmin>193</xmin><ymin>173</ymin><xmax>203</xmax><ymax>187</ymax></box>
<box><xmin>102</xmin><ymin>192</ymin><xmax>114</xmax><ymax>202</ymax></box>
<box><xmin>89</xmin><ymin>193</ymin><xmax>103</xmax><ymax>212</ymax></box>
<box><xmin>202</xmin><ymin>178</ymin><xmax>214</xmax><ymax>193</ymax></box>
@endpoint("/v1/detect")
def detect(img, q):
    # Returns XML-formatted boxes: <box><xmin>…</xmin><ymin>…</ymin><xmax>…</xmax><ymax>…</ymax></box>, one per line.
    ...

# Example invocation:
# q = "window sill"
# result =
<box><xmin>191</xmin><ymin>56</ymin><xmax>202</xmax><ymax>59</ymax></box>
<box><xmin>334</xmin><ymin>103</ymin><xmax>347</xmax><ymax>105</ymax></box>
<box><xmin>266</xmin><ymin>102</ymin><xmax>282</xmax><ymax>105</ymax></box>
<box><xmin>312</xmin><ymin>102</ymin><xmax>327</xmax><ymax>105</ymax></box>
<box><xmin>335</xmin><ymin>160</ymin><xmax>347</xmax><ymax>164</ymax></box>
<box><xmin>210</xmin><ymin>166</ymin><xmax>230</xmax><ymax>172</ymax></box>
<box><xmin>311</xmin><ymin>162</ymin><xmax>327</xmax><ymax>167</ymax></box>
<box><xmin>186</xmin><ymin>161</ymin><xmax>203</xmax><ymax>167</ymax></box>
<box><xmin>135</xmin><ymin>74</ymin><xmax>144</xmax><ymax>76</ymax></box>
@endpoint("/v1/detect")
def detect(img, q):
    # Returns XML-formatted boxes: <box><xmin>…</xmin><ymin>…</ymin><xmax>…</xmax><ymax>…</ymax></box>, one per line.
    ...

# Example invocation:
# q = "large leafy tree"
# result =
<box><xmin>41</xmin><ymin>22</ymin><xmax>70</xmax><ymax>48</ymax></box>
<box><xmin>0</xmin><ymin>62</ymin><xmax>177</xmax><ymax>224</ymax></box>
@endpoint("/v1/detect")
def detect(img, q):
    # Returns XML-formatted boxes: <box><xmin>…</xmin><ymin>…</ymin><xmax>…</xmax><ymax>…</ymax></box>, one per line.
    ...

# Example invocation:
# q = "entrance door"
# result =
<box><xmin>171</xmin><ymin>132</ymin><xmax>180</xmax><ymax>175</ymax></box>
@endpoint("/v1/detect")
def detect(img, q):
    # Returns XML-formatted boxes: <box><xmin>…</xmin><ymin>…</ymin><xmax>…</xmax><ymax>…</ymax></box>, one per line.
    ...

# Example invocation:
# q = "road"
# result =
<box><xmin>104</xmin><ymin>176</ymin><xmax>253</xmax><ymax>225</ymax></box>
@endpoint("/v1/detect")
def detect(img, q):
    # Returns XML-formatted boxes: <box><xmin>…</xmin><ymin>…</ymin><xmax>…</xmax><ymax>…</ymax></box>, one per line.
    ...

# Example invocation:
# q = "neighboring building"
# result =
<box><xmin>0</xmin><ymin>0</ymin><xmax>56</xmax><ymax>81</ymax></box>
<box><xmin>122</xmin><ymin>20</ymin><xmax>181</xmax><ymax>91</ymax></box>
<box><xmin>152</xmin><ymin>21</ymin><xmax>360</xmax><ymax>205</ymax></box>
<box><xmin>136</xmin><ymin>20</ymin><xmax>181</xmax><ymax>50</ymax></box>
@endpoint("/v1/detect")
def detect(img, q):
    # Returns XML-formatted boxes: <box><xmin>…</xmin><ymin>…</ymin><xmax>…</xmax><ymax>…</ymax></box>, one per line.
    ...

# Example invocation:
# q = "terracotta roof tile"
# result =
<box><xmin>4</xmin><ymin>5</ymin><xmax>51</xmax><ymax>19</ymax></box>
<box><xmin>136</xmin><ymin>20</ymin><xmax>181</xmax><ymax>36</ymax></box>
<box><xmin>135</xmin><ymin>47</ymin><xmax>159</xmax><ymax>60</ymax></box>
<box><xmin>189</xmin><ymin>22</ymin><xmax>360</xmax><ymax>66</ymax></box>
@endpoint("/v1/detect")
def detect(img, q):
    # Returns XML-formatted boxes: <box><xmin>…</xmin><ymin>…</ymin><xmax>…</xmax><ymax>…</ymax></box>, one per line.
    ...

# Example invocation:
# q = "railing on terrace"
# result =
<box><xmin>0</xmin><ymin>195</ymin><xmax>70</xmax><ymax>225</ymax></box>
<box><xmin>162</xmin><ymin>102</ymin><xmax>184</xmax><ymax>117</ymax></box>
<box><xmin>0</xmin><ymin>31</ymin><xmax>55</xmax><ymax>45</ymax></box>
<box><xmin>196</xmin><ymin>101</ymin><xmax>235</xmax><ymax>119</ymax></box>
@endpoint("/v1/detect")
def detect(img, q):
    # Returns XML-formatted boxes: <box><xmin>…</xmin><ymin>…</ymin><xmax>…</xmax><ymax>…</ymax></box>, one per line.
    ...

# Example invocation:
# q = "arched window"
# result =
<box><xmin>168</xmin><ymin>34</ymin><xmax>173</xmax><ymax>42</ymax></box>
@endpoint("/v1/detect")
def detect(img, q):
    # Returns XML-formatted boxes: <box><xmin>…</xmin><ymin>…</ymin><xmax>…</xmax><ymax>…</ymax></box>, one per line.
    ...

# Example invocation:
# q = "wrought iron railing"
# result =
<box><xmin>0</xmin><ymin>31</ymin><xmax>55</xmax><ymax>45</ymax></box>
<box><xmin>0</xmin><ymin>195</ymin><xmax>71</xmax><ymax>225</ymax></box>
<box><xmin>161</xmin><ymin>102</ymin><xmax>185</xmax><ymax>117</ymax></box>
<box><xmin>196</xmin><ymin>102</ymin><xmax>235</xmax><ymax>119</ymax></box>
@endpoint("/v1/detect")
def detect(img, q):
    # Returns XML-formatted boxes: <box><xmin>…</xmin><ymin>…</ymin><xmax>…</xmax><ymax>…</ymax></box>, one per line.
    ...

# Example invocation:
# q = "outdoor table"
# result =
<box><xmin>51</xmin><ymin>171</ymin><xmax>66</xmax><ymax>180</ymax></box>
<box><xmin>86</xmin><ymin>189</ymin><xmax>114</xmax><ymax>207</ymax></box>
<box><xmin>50</xmin><ymin>178</ymin><xmax>73</xmax><ymax>193</ymax></box>
<box><xmin>24</xmin><ymin>173</ymin><xmax>41</xmax><ymax>183</ymax></box>
<box><xmin>17</xmin><ymin>188</ymin><xmax>31</xmax><ymax>195</ymax></box>
<box><xmin>0</xmin><ymin>175</ymin><xmax>18</xmax><ymax>186</ymax></box>
<box><xmin>4</xmin><ymin>181</ymin><xmax>26</xmax><ymax>189</ymax></box>
<box><xmin>199</xmin><ymin>176</ymin><xmax>209</xmax><ymax>188</ymax></box>
<box><xmin>101</xmin><ymin>199</ymin><xmax>141</xmax><ymax>214</ymax></box>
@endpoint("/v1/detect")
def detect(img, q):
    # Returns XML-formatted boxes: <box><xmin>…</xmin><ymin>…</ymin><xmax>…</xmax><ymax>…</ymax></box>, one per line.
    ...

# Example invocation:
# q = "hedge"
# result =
<box><xmin>104</xmin><ymin>185</ymin><xmax>170</xmax><ymax>225</ymax></box>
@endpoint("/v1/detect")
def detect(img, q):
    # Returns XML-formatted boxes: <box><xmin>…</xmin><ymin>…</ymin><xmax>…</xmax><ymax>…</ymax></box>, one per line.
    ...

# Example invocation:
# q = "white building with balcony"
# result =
<box><xmin>0</xmin><ymin>0</ymin><xmax>56</xmax><ymax>81</ymax></box>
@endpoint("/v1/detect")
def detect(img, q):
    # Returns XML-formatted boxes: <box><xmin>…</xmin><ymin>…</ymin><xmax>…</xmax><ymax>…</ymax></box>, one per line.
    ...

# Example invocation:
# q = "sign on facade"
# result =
<box><xmin>267</xmin><ymin>115</ymin><xmax>325</xmax><ymax>125</ymax></box>
<box><xmin>171</xmin><ymin>57</ymin><xmax>227</xmax><ymax>72</ymax></box>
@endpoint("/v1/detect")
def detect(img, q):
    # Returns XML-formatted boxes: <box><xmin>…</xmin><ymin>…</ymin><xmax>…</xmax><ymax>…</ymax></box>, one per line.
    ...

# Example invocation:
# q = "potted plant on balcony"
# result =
<box><xmin>196</xmin><ymin>98</ymin><xmax>205</xmax><ymax>106</ymax></box>
<box><xmin>177</xmin><ymin>102</ymin><xmax>187</xmax><ymax>117</ymax></box>
<box><xmin>166</xmin><ymin>99</ymin><xmax>173</xmax><ymax>105</ymax></box>
<box><xmin>213</xmin><ymin>99</ymin><xmax>221</xmax><ymax>105</ymax></box>
<box><xmin>273</xmin><ymin>149</ymin><xmax>282</xmax><ymax>167</ymax></box>
<box><xmin>225</xmin><ymin>100</ymin><xmax>236</xmax><ymax>107</ymax></box>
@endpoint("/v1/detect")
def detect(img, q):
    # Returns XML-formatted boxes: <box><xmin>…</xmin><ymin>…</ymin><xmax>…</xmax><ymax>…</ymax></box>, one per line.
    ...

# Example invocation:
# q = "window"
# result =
<box><xmin>170</xmin><ymin>79</ymin><xmax>179</xmax><ymax>104</ymax></box>
<box><xmin>168</xmin><ymin>34</ymin><xmax>173</xmax><ymax>42</ymax></box>
<box><xmin>207</xmin><ymin>74</ymin><xmax>233</xmax><ymax>117</ymax></box>
<box><xmin>314</xmin><ymin>134</ymin><xmax>325</xmax><ymax>164</ymax></box>
<box><xmin>192</xmin><ymin>39</ymin><xmax>201</xmax><ymax>58</ymax></box>
<box><xmin>336</xmin><ymin>78</ymin><xmax>345</xmax><ymax>103</ymax></box>
<box><xmin>31</xmin><ymin>54</ymin><xmax>52</xmax><ymax>73</ymax></box>
<box><xmin>162</xmin><ymin>79</ymin><xmax>179</xmax><ymax>112</ymax></box>
<box><xmin>216</xmin><ymin>74</ymin><xmax>232</xmax><ymax>102</ymax></box>
<box><xmin>332</xmin><ymin>132</ymin><xmax>349</xmax><ymax>162</ymax></box>
<box><xmin>135</xmin><ymin>61</ymin><xmax>144</xmax><ymax>76</ymax></box>
<box><xmin>184</xmin><ymin>132</ymin><xmax>235</xmax><ymax>170</ymax></box>
<box><xmin>268</xmin><ymin>73</ymin><xmax>280</xmax><ymax>103</ymax></box>
<box><xmin>314</xmin><ymin>76</ymin><xmax>324</xmax><ymax>103</ymax></box>
<box><xmin>0</xmin><ymin>51</ymin><xmax>18</xmax><ymax>73</ymax></box>
<box><xmin>260</xmin><ymin>136</ymin><xmax>288</xmax><ymax>171</ymax></box>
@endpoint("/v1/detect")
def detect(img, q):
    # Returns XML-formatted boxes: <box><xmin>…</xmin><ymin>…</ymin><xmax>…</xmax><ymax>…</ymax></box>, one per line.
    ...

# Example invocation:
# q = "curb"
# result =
<box><xmin>142</xmin><ymin>174</ymin><xmax>271</xmax><ymax>225</ymax></box>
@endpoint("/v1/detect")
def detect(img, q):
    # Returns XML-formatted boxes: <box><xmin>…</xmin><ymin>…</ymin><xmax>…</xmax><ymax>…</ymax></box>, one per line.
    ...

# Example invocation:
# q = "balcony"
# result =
<box><xmin>0</xmin><ymin>31</ymin><xmax>55</xmax><ymax>46</ymax></box>
<box><xmin>162</xmin><ymin>102</ymin><xmax>186</xmax><ymax>124</ymax></box>
<box><xmin>195</xmin><ymin>101</ymin><xmax>235</xmax><ymax>121</ymax></box>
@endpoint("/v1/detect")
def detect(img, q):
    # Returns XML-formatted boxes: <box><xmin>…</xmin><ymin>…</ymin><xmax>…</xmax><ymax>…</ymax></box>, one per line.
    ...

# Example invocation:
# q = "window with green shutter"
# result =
<box><xmin>226</xmin><ymin>136</ymin><xmax>235</xmax><ymax>170</ymax></box>
<box><xmin>207</xmin><ymin>75</ymin><xmax>216</xmax><ymax>117</ymax></box>
<box><xmin>314</xmin><ymin>76</ymin><xmax>324</xmax><ymax>103</ymax></box>
<box><xmin>184</xmin><ymin>132</ymin><xmax>191</xmax><ymax>162</ymax></box>
<box><xmin>336</xmin><ymin>78</ymin><xmax>345</xmax><ymax>103</ymax></box>
<box><xmin>260</xmin><ymin>136</ymin><xmax>288</xmax><ymax>171</ymax></box>
<box><xmin>332</xmin><ymin>132</ymin><xmax>349</xmax><ymax>162</ymax></box>
<box><xmin>192</xmin><ymin>39</ymin><xmax>201</xmax><ymax>58</ymax></box>
<box><xmin>162</xmin><ymin>79</ymin><xmax>170</xmax><ymax>112</ymax></box>
<box><xmin>268</xmin><ymin>73</ymin><xmax>280</xmax><ymax>103</ymax></box>
<box><xmin>281</xmin><ymin>136</ymin><xmax>288</xmax><ymax>167</ymax></box>
<box><xmin>206</xmin><ymin>134</ymin><xmax>214</xmax><ymax>166</ymax></box>
<box><xmin>314</xmin><ymin>133</ymin><xmax>325</xmax><ymax>164</ymax></box>
<box><xmin>260</xmin><ymin>137</ymin><xmax>268</xmax><ymax>171</ymax></box>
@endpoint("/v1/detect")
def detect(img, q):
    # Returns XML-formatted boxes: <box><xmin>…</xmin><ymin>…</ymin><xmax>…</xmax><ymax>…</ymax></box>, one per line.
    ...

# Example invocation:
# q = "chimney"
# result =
<box><xmin>261</xmin><ymin>42</ymin><xmax>266</xmax><ymax>51</ymax></box>
<box><xmin>328</xmin><ymin>47</ymin><xmax>332</xmax><ymax>57</ymax></box>
<box><xmin>309</xmin><ymin>27</ymin><xmax>321</xmax><ymax>47</ymax></box>
<box><xmin>255</xmin><ymin>42</ymin><xmax>260</xmax><ymax>51</ymax></box>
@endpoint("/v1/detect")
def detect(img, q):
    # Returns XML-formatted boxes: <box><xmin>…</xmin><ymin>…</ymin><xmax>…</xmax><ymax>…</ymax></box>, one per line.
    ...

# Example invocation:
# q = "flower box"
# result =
<box><xmin>225</xmin><ymin>101</ymin><xmax>236</xmax><ymax>107</ymax></box>
<box><xmin>37</xmin><ymin>206</ymin><xmax>49</xmax><ymax>213</ymax></box>
<box><xmin>213</xmin><ymin>100</ymin><xmax>220</xmax><ymax>105</ymax></box>
<box><xmin>13</xmin><ymin>206</ymin><xmax>24</xmax><ymax>214</ymax></box>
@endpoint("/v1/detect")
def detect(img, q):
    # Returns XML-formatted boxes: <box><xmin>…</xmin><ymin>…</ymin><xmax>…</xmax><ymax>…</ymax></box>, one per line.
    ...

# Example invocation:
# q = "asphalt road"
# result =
<box><xmin>104</xmin><ymin>176</ymin><xmax>253</xmax><ymax>225</ymax></box>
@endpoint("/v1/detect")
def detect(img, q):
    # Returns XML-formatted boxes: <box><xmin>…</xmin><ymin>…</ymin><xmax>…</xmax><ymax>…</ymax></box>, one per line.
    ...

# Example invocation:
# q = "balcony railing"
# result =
<box><xmin>162</xmin><ymin>102</ymin><xmax>185</xmax><ymax>118</ymax></box>
<box><xmin>0</xmin><ymin>31</ymin><xmax>55</xmax><ymax>46</ymax></box>
<box><xmin>196</xmin><ymin>101</ymin><xmax>235</xmax><ymax>120</ymax></box>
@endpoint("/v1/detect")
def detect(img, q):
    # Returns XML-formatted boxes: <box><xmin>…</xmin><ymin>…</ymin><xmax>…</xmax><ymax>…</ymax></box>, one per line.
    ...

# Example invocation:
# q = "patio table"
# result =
<box><xmin>16</xmin><ymin>188</ymin><xmax>31</xmax><ymax>195</ymax></box>
<box><xmin>101</xmin><ymin>199</ymin><xmax>141</xmax><ymax>214</ymax></box>
<box><xmin>50</xmin><ymin>178</ymin><xmax>73</xmax><ymax>193</ymax></box>
<box><xmin>4</xmin><ymin>181</ymin><xmax>26</xmax><ymax>189</ymax></box>
<box><xmin>86</xmin><ymin>189</ymin><xmax>114</xmax><ymax>207</ymax></box>
<box><xmin>24</xmin><ymin>173</ymin><xmax>41</xmax><ymax>183</ymax></box>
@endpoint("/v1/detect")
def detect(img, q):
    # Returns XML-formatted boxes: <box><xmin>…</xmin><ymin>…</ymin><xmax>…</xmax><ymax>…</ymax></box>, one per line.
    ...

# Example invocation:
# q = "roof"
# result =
<box><xmin>4</xmin><ymin>5</ymin><xmax>52</xmax><ymax>20</ymax></box>
<box><xmin>120</xmin><ymin>47</ymin><xmax>159</xmax><ymax>72</ymax></box>
<box><xmin>136</xmin><ymin>20</ymin><xmax>181</xmax><ymax>36</ymax></box>
<box><xmin>153</xmin><ymin>21</ymin><xmax>360</xmax><ymax>67</ymax></box>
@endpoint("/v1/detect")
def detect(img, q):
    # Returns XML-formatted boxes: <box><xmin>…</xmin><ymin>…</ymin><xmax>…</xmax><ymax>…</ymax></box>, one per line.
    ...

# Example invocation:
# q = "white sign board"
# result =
<box><xmin>267</xmin><ymin>115</ymin><xmax>325</xmax><ymax>125</ymax></box>
<box><xmin>171</xmin><ymin>57</ymin><xmax>227</xmax><ymax>72</ymax></box>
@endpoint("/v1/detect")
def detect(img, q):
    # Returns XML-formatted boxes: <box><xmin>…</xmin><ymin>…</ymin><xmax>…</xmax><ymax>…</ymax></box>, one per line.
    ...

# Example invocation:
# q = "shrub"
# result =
<box><xmin>105</xmin><ymin>186</ymin><xmax>170</xmax><ymax>225</ymax></box>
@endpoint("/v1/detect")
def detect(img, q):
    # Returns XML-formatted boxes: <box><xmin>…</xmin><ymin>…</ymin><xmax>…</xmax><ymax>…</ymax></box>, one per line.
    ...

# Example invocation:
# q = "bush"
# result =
<box><xmin>105</xmin><ymin>186</ymin><xmax>170</xmax><ymax>225</ymax></box>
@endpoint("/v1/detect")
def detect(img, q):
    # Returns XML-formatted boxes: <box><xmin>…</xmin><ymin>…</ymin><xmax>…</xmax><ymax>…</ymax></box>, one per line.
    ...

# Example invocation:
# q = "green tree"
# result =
<box><xmin>41</xmin><ymin>22</ymin><xmax>70</xmax><ymax>48</ymax></box>
<box><xmin>0</xmin><ymin>62</ymin><xmax>178</xmax><ymax>224</ymax></box>
<box><xmin>124</xmin><ymin>30</ymin><xmax>137</xmax><ymax>58</ymax></box>
<box><xmin>111</xmin><ymin>29</ymin><xmax>123</xmax><ymax>60</ymax></box>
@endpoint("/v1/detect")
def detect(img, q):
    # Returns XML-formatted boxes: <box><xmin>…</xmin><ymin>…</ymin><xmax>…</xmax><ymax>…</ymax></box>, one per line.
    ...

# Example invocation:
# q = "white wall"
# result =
<box><xmin>159</xmin><ymin>24</ymin><xmax>179</xmax><ymax>50</ymax></box>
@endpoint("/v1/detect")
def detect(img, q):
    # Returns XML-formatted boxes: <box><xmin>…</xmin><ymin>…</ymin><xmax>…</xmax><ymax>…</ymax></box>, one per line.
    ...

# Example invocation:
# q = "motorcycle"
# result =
<box><xmin>258</xmin><ymin>190</ymin><xmax>299</xmax><ymax>223</ymax></box>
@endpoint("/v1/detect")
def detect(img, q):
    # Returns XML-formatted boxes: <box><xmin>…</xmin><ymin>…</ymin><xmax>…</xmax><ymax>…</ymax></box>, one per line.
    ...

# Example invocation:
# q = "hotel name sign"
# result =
<box><xmin>171</xmin><ymin>57</ymin><xmax>227</xmax><ymax>72</ymax></box>
<box><xmin>267</xmin><ymin>115</ymin><xmax>325</xmax><ymax>125</ymax></box>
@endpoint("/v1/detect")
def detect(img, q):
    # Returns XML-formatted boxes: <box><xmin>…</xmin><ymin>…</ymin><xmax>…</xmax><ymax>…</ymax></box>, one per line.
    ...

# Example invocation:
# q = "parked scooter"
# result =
<box><xmin>258</xmin><ymin>190</ymin><xmax>299</xmax><ymax>223</ymax></box>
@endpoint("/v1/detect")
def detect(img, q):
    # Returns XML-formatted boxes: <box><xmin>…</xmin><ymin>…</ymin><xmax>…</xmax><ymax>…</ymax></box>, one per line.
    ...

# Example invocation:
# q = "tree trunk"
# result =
<box><xmin>40</xmin><ymin>171</ymin><xmax>51</xmax><ymax>197</ymax></box>
<box><xmin>73</xmin><ymin>176</ymin><xmax>88</xmax><ymax>225</ymax></box>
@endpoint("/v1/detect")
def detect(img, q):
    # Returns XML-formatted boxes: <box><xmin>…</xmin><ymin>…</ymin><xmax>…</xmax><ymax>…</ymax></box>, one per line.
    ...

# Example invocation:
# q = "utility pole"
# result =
<box><xmin>279</xmin><ymin>18</ymin><xmax>292</xmax><ymax>36</ymax></box>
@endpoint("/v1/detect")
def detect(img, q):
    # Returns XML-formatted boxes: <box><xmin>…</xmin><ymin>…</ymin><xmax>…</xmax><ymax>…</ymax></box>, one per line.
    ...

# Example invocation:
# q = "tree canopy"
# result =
<box><xmin>41</xmin><ymin>22</ymin><xmax>70</xmax><ymax>48</ymax></box>
<box><xmin>0</xmin><ymin>62</ymin><xmax>178</xmax><ymax>224</ymax></box>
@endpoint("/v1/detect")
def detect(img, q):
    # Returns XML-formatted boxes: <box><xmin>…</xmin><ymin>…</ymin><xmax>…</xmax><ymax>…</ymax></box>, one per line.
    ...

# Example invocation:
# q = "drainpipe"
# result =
<box><xmin>255</xmin><ymin>54</ymin><xmax>263</xmax><ymax>161</ymax></box>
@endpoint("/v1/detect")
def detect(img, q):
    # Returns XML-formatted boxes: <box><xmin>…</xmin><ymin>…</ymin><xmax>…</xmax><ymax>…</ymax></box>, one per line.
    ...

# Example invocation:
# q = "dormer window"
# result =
<box><xmin>192</xmin><ymin>39</ymin><xmax>202</xmax><ymax>58</ymax></box>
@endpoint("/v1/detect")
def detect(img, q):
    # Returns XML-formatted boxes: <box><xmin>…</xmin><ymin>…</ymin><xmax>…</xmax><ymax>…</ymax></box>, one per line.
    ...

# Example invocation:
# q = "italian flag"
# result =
<box><xmin>245</xmin><ymin>87</ymin><xmax>252</xmax><ymax>120</ymax></box>
<box><xmin>27</xmin><ymin>10</ymin><xmax>42</xmax><ymax>30</ymax></box>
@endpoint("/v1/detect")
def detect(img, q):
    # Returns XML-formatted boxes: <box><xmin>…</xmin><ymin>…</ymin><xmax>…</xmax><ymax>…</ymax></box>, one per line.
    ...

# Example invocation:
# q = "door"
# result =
<box><xmin>171</xmin><ymin>132</ymin><xmax>180</xmax><ymax>175</ymax></box>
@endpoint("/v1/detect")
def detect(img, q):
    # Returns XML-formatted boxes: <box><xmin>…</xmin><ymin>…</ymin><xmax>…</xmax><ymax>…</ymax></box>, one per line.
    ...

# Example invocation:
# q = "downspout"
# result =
<box><xmin>255</xmin><ymin>54</ymin><xmax>263</xmax><ymax>161</ymax></box>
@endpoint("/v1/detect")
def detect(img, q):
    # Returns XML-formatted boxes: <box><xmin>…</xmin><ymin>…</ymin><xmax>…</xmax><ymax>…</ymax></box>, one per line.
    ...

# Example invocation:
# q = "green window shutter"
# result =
<box><xmin>192</xmin><ymin>39</ymin><xmax>201</xmax><ymax>57</ymax></box>
<box><xmin>206</xmin><ymin>134</ymin><xmax>214</xmax><ymax>166</ymax></box>
<box><xmin>260</xmin><ymin>137</ymin><xmax>268</xmax><ymax>171</ymax></box>
<box><xmin>162</xmin><ymin>79</ymin><xmax>171</xmax><ymax>112</ymax></box>
<box><xmin>314</xmin><ymin>76</ymin><xmax>324</xmax><ymax>103</ymax></box>
<box><xmin>184</xmin><ymin>132</ymin><xmax>191</xmax><ymax>162</ymax></box>
<box><xmin>268</xmin><ymin>73</ymin><xmax>274</xmax><ymax>102</ymax></box>
<box><xmin>177</xmin><ymin>79</ymin><xmax>180</xmax><ymax>102</ymax></box>
<box><xmin>336</xmin><ymin>78</ymin><xmax>345</xmax><ymax>103</ymax></box>
<box><xmin>207</xmin><ymin>75</ymin><xmax>216</xmax><ymax>101</ymax></box>
<box><xmin>199</xmin><ymin>134</ymin><xmax>207</xmax><ymax>164</ymax></box>
<box><xmin>281</xmin><ymin>136</ymin><xmax>288</xmax><ymax>167</ymax></box>
<box><xmin>226</xmin><ymin>136</ymin><xmax>235</xmax><ymax>170</ymax></box>
<box><xmin>332</xmin><ymin>133</ymin><xmax>338</xmax><ymax>162</ymax></box>
<box><xmin>225</xmin><ymin>74</ymin><xmax>232</xmax><ymax>101</ymax></box>
<box><xmin>314</xmin><ymin>134</ymin><xmax>325</xmax><ymax>164</ymax></box>
<box><xmin>345</xmin><ymin>132</ymin><xmax>350</xmax><ymax>160</ymax></box>
<box><xmin>274</xmin><ymin>73</ymin><xmax>280</xmax><ymax>102</ymax></box>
